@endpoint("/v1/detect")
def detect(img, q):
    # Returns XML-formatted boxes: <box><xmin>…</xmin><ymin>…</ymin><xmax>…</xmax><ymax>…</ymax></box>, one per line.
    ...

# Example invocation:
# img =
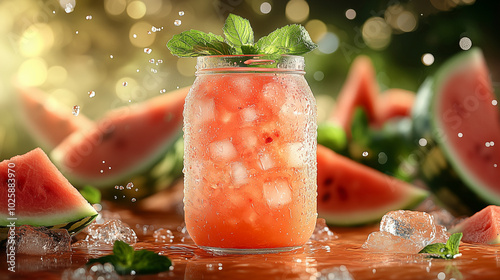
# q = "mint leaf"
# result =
<box><xmin>223</xmin><ymin>13</ymin><xmax>254</xmax><ymax>54</ymax></box>
<box><xmin>87</xmin><ymin>240</ymin><xmax>172</xmax><ymax>275</ymax></box>
<box><xmin>167</xmin><ymin>30</ymin><xmax>233</xmax><ymax>57</ymax></box>
<box><xmin>446</xmin><ymin>232</ymin><xmax>463</xmax><ymax>256</ymax></box>
<box><xmin>255</xmin><ymin>24</ymin><xmax>317</xmax><ymax>55</ymax></box>
<box><xmin>418</xmin><ymin>233</ymin><xmax>463</xmax><ymax>259</ymax></box>
<box><xmin>79</xmin><ymin>185</ymin><xmax>101</xmax><ymax>204</ymax></box>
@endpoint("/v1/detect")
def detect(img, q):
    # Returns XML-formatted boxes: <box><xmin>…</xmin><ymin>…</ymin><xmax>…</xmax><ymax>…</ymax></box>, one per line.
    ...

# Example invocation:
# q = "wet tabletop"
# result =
<box><xmin>2</xmin><ymin>202</ymin><xmax>500</xmax><ymax>280</ymax></box>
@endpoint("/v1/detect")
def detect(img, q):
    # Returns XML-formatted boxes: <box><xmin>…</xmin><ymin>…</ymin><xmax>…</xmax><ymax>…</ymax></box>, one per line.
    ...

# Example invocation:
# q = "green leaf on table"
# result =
<box><xmin>223</xmin><ymin>13</ymin><xmax>254</xmax><ymax>53</ymax></box>
<box><xmin>87</xmin><ymin>240</ymin><xmax>172</xmax><ymax>275</ymax></box>
<box><xmin>255</xmin><ymin>24</ymin><xmax>317</xmax><ymax>55</ymax></box>
<box><xmin>79</xmin><ymin>185</ymin><xmax>101</xmax><ymax>204</ymax></box>
<box><xmin>167</xmin><ymin>30</ymin><xmax>233</xmax><ymax>57</ymax></box>
<box><xmin>418</xmin><ymin>232</ymin><xmax>463</xmax><ymax>259</ymax></box>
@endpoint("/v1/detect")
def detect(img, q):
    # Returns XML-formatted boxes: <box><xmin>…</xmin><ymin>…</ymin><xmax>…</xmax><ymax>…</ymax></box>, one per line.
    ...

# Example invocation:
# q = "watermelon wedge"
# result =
<box><xmin>375</xmin><ymin>88</ymin><xmax>415</xmax><ymax>126</ymax></box>
<box><xmin>17</xmin><ymin>87</ymin><xmax>94</xmax><ymax>150</ymax></box>
<box><xmin>51</xmin><ymin>86</ymin><xmax>188</xmax><ymax>193</ymax></box>
<box><xmin>317</xmin><ymin>144</ymin><xmax>428</xmax><ymax>226</ymax></box>
<box><xmin>328</xmin><ymin>55</ymin><xmax>378</xmax><ymax>135</ymax></box>
<box><xmin>412</xmin><ymin>48</ymin><xmax>500</xmax><ymax>215</ymax></box>
<box><xmin>449</xmin><ymin>205</ymin><xmax>500</xmax><ymax>244</ymax></box>
<box><xmin>0</xmin><ymin>148</ymin><xmax>97</xmax><ymax>236</ymax></box>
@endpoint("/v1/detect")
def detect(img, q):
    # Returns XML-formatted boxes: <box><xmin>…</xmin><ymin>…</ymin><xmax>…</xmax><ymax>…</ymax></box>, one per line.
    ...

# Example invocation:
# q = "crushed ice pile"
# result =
<box><xmin>309</xmin><ymin>218</ymin><xmax>338</xmax><ymax>242</ymax></box>
<box><xmin>362</xmin><ymin>210</ymin><xmax>450</xmax><ymax>253</ymax></box>
<box><xmin>84</xmin><ymin>219</ymin><xmax>137</xmax><ymax>247</ymax></box>
<box><xmin>62</xmin><ymin>263</ymin><xmax>120</xmax><ymax>280</ymax></box>
<box><xmin>15</xmin><ymin>225</ymin><xmax>71</xmax><ymax>255</ymax></box>
<box><xmin>317</xmin><ymin>265</ymin><xmax>353</xmax><ymax>280</ymax></box>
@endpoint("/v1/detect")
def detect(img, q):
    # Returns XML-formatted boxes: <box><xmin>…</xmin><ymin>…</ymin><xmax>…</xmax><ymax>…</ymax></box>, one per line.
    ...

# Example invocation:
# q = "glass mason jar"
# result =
<box><xmin>183</xmin><ymin>55</ymin><xmax>317</xmax><ymax>254</ymax></box>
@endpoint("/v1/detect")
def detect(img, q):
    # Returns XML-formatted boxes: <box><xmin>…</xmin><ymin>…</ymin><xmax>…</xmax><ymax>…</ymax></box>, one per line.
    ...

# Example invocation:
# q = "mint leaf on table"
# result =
<box><xmin>418</xmin><ymin>232</ymin><xmax>463</xmax><ymax>259</ymax></box>
<box><xmin>223</xmin><ymin>13</ymin><xmax>254</xmax><ymax>54</ymax></box>
<box><xmin>255</xmin><ymin>24</ymin><xmax>317</xmax><ymax>55</ymax></box>
<box><xmin>167</xmin><ymin>30</ymin><xmax>233</xmax><ymax>57</ymax></box>
<box><xmin>87</xmin><ymin>240</ymin><xmax>172</xmax><ymax>275</ymax></box>
<box><xmin>167</xmin><ymin>13</ymin><xmax>316</xmax><ymax>57</ymax></box>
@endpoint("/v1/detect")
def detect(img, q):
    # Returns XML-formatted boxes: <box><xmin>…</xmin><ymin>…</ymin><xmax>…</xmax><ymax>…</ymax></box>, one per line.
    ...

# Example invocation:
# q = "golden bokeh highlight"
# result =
<box><xmin>362</xmin><ymin>17</ymin><xmax>392</xmax><ymax>50</ymax></box>
<box><xmin>129</xmin><ymin>21</ymin><xmax>156</xmax><ymax>47</ymax></box>
<box><xmin>176</xmin><ymin>58</ymin><xmax>197</xmax><ymax>77</ymax></box>
<box><xmin>47</xmin><ymin>66</ymin><xmax>68</xmax><ymax>85</ymax></box>
<box><xmin>286</xmin><ymin>0</ymin><xmax>309</xmax><ymax>23</ymax></box>
<box><xmin>19</xmin><ymin>23</ymin><xmax>54</xmax><ymax>57</ymax></box>
<box><xmin>143</xmin><ymin>0</ymin><xmax>163</xmax><ymax>15</ymax></box>
<box><xmin>115</xmin><ymin>77</ymin><xmax>138</xmax><ymax>101</ymax></box>
<box><xmin>305</xmin><ymin>19</ymin><xmax>327</xmax><ymax>43</ymax></box>
<box><xmin>104</xmin><ymin>0</ymin><xmax>127</xmax><ymax>16</ymax></box>
<box><xmin>127</xmin><ymin>1</ymin><xmax>147</xmax><ymax>19</ymax></box>
<box><xmin>17</xmin><ymin>58</ymin><xmax>48</xmax><ymax>87</ymax></box>
<box><xmin>396</xmin><ymin>11</ymin><xmax>417</xmax><ymax>32</ymax></box>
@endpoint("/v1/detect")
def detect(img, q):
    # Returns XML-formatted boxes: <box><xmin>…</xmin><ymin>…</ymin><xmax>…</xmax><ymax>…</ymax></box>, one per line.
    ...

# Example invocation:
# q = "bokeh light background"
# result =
<box><xmin>0</xmin><ymin>0</ymin><xmax>499</xmax><ymax>159</ymax></box>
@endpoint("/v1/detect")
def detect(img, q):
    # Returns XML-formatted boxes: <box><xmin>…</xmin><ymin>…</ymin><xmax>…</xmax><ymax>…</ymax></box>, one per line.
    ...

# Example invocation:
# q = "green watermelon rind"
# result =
<box><xmin>416</xmin><ymin>48</ymin><xmax>500</xmax><ymax>211</ymax></box>
<box><xmin>319</xmin><ymin>186</ymin><xmax>428</xmax><ymax>226</ymax></box>
<box><xmin>0</xmin><ymin>205</ymin><xmax>97</xmax><ymax>228</ymax></box>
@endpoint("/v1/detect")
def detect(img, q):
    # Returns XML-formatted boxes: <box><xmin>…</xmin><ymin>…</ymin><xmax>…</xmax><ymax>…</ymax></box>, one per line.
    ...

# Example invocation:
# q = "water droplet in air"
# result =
<box><xmin>52</xmin><ymin>10</ymin><xmax>56</xmax><ymax>14</ymax></box>
<box><xmin>100</xmin><ymin>170</ymin><xmax>104</xmax><ymax>173</ymax></box>
<box><xmin>494</xmin><ymin>164</ymin><xmax>498</xmax><ymax>168</ymax></box>
<box><xmin>122</xmin><ymin>82</ymin><xmax>128</xmax><ymax>87</ymax></box>
<box><xmin>86</xmin><ymin>15</ymin><xmax>93</xmax><ymax>20</ymax></box>
<box><xmin>102</xmin><ymin>161</ymin><xmax>105</xmax><ymax>163</ymax></box>
<box><xmin>362</xmin><ymin>151</ymin><xmax>369</xmax><ymax>157</ymax></box>
<box><xmin>174</xmin><ymin>19</ymin><xmax>182</xmax><ymax>26</ymax></box>
<box><xmin>126</xmin><ymin>182</ymin><xmax>134</xmax><ymax>190</ymax></box>
<box><xmin>144</xmin><ymin>48</ymin><xmax>152</xmax><ymax>54</ymax></box>
<box><xmin>160</xmin><ymin>89</ymin><xmax>166</xmax><ymax>94</ymax></box>
<box><xmin>493</xmin><ymin>100</ymin><xmax>498</xmax><ymax>106</ymax></box>
<box><xmin>147</xmin><ymin>31</ymin><xmax>152</xmax><ymax>35</ymax></box>
<box><xmin>75</xmin><ymin>31</ymin><xmax>79</xmax><ymax>34</ymax></box>
<box><xmin>131</xmin><ymin>198</ymin><xmax>137</xmax><ymax>203</ymax></box>
<box><xmin>64</xmin><ymin>3</ymin><xmax>74</xmax><ymax>13</ymax></box>
<box><xmin>151</xmin><ymin>68</ymin><xmax>157</xmax><ymax>73</ymax></box>
<box><xmin>157</xmin><ymin>59</ymin><xmax>163</xmax><ymax>64</ymax></box>
<box><xmin>133</xmin><ymin>34</ymin><xmax>137</xmax><ymax>38</ymax></box>
<box><xmin>72</xmin><ymin>105</ymin><xmax>80</xmax><ymax>116</ymax></box>
<box><xmin>88</xmin><ymin>91</ymin><xmax>96</xmax><ymax>98</ymax></box>
<box><xmin>418</xmin><ymin>138</ymin><xmax>427</xmax><ymax>146</ymax></box>
<box><xmin>110</xmin><ymin>55</ymin><xmax>114</xmax><ymax>59</ymax></box>
<box><xmin>179</xmin><ymin>11</ymin><xmax>185</xmax><ymax>16</ymax></box>
<box><xmin>109</xmin><ymin>166</ymin><xmax>112</xmax><ymax>170</ymax></box>
<box><xmin>114</xmin><ymin>196</ymin><xmax>117</xmax><ymax>200</ymax></box>
<box><xmin>458</xmin><ymin>132</ymin><xmax>463</xmax><ymax>138</ymax></box>
<box><xmin>149</xmin><ymin>59</ymin><xmax>155</xmax><ymax>63</ymax></box>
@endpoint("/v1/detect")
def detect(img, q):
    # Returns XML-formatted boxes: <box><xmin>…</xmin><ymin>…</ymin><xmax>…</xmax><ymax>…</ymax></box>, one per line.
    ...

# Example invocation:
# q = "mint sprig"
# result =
<box><xmin>167</xmin><ymin>13</ymin><xmax>317</xmax><ymax>57</ymax></box>
<box><xmin>418</xmin><ymin>232</ymin><xmax>463</xmax><ymax>259</ymax></box>
<box><xmin>87</xmin><ymin>240</ymin><xmax>172</xmax><ymax>275</ymax></box>
<box><xmin>79</xmin><ymin>185</ymin><xmax>101</xmax><ymax>204</ymax></box>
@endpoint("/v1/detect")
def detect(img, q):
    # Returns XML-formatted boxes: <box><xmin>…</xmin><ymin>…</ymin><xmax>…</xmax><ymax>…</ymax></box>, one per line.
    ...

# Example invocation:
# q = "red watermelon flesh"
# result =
<box><xmin>0</xmin><ymin>148</ymin><xmax>97</xmax><ymax>227</ymax></box>
<box><xmin>328</xmin><ymin>55</ymin><xmax>378</xmax><ymax>135</ymax></box>
<box><xmin>51</xmin><ymin>86</ymin><xmax>188</xmax><ymax>188</ymax></box>
<box><xmin>317</xmin><ymin>144</ymin><xmax>428</xmax><ymax>226</ymax></box>
<box><xmin>375</xmin><ymin>88</ymin><xmax>415</xmax><ymax>127</ymax></box>
<box><xmin>450</xmin><ymin>205</ymin><xmax>500</xmax><ymax>244</ymax></box>
<box><xmin>433</xmin><ymin>49</ymin><xmax>500</xmax><ymax>204</ymax></box>
<box><xmin>17</xmin><ymin>87</ymin><xmax>94</xmax><ymax>149</ymax></box>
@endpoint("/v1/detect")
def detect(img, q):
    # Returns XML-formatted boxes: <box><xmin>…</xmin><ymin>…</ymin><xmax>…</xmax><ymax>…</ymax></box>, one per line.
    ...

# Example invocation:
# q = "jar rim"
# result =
<box><xmin>196</xmin><ymin>54</ymin><xmax>305</xmax><ymax>73</ymax></box>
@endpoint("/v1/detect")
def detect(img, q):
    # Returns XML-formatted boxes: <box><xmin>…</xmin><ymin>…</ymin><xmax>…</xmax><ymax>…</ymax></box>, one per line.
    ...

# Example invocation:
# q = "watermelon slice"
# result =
<box><xmin>449</xmin><ymin>205</ymin><xmax>500</xmax><ymax>244</ymax></box>
<box><xmin>328</xmin><ymin>55</ymin><xmax>378</xmax><ymax>135</ymax></box>
<box><xmin>412</xmin><ymin>48</ymin><xmax>500</xmax><ymax>215</ymax></box>
<box><xmin>17</xmin><ymin>87</ymin><xmax>94</xmax><ymax>150</ymax></box>
<box><xmin>317</xmin><ymin>144</ymin><xmax>428</xmax><ymax>226</ymax></box>
<box><xmin>0</xmin><ymin>148</ymin><xmax>97</xmax><ymax>236</ymax></box>
<box><xmin>51</xmin><ymin>86</ymin><xmax>188</xmax><ymax>193</ymax></box>
<box><xmin>375</xmin><ymin>88</ymin><xmax>415</xmax><ymax>126</ymax></box>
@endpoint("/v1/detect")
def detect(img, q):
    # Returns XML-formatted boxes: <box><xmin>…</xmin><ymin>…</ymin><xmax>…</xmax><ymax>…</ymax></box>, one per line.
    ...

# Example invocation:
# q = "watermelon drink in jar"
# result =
<box><xmin>168</xmin><ymin>14</ymin><xmax>318</xmax><ymax>254</ymax></box>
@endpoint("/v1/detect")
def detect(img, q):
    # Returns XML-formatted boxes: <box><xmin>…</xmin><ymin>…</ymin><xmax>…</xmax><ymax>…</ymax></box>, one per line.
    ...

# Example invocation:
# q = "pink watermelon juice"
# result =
<box><xmin>183</xmin><ymin>55</ymin><xmax>317</xmax><ymax>253</ymax></box>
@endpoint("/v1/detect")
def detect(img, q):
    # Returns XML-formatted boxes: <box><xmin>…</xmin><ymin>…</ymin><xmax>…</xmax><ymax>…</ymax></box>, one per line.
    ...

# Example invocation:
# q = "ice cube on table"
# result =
<box><xmin>85</xmin><ymin>219</ymin><xmax>137</xmax><ymax>247</ymax></box>
<box><xmin>362</xmin><ymin>231</ymin><xmax>423</xmax><ymax>254</ymax></box>
<box><xmin>317</xmin><ymin>265</ymin><xmax>353</xmax><ymax>280</ymax></box>
<box><xmin>15</xmin><ymin>225</ymin><xmax>71</xmax><ymax>255</ymax></box>
<box><xmin>309</xmin><ymin>218</ymin><xmax>338</xmax><ymax>242</ymax></box>
<box><xmin>153</xmin><ymin>228</ymin><xmax>174</xmax><ymax>243</ymax></box>
<box><xmin>380</xmin><ymin>210</ymin><xmax>439</xmax><ymax>247</ymax></box>
<box><xmin>263</xmin><ymin>178</ymin><xmax>292</xmax><ymax>208</ymax></box>
<box><xmin>209</xmin><ymin>139</ymin><xmax>237</xmax><ymax>162</ymax></box>
<box><xmin>62</xmin><ymin>263</ymin><xmax>120</xmax><ymax>280</ymax></box>
<box><xmin>230</xmin><ymin>161</ymin><xmax>248</xmax><ymax>186</ymax></box>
